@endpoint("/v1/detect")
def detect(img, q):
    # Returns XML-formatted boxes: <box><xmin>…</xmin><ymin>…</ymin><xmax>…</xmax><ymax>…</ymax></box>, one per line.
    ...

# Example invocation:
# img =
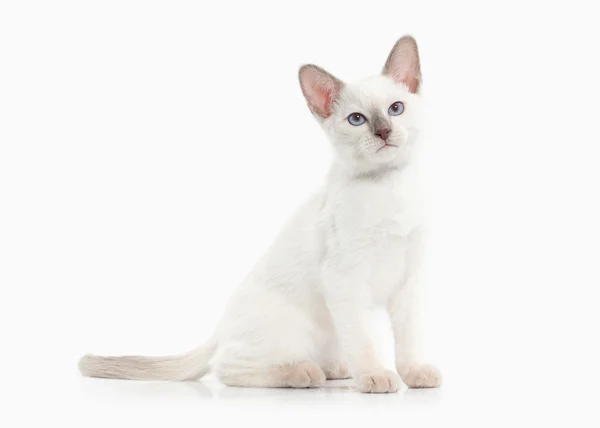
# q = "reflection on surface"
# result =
<box><xmin>80</xmin><ymin>376</ymin><xmax>443</xmax><ymax>405</ymax></box>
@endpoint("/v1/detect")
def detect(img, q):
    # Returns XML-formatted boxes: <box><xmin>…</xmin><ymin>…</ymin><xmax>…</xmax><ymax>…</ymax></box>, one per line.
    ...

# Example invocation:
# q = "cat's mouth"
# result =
<box><xmin>377</xmin><ymin>143</ymin><xmax>398</xmax><ymax>152</ymax></box>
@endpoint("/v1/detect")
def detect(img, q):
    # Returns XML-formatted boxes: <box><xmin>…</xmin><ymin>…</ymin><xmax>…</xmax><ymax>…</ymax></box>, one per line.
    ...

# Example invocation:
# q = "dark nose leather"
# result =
<box><xmin>375</xmin><ymin>128</ymin><xmax>391</xmax><ymax>141</ymax></box>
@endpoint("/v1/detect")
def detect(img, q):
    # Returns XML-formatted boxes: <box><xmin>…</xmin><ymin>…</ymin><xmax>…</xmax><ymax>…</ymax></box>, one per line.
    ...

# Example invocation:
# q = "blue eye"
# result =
<box><xmin>348</xmin><ymin>113</ymin><xmax>366</xmax><ymax>126</ymax></box>
<box><xmin>388</xmin><ymin>101</ymin><xmax>404</xmax><ymax>116</ymax></box>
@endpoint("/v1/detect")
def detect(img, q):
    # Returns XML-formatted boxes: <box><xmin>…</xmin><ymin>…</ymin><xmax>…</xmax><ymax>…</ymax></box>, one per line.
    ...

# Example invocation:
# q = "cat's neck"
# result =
<box><xmin>327</xmin><ymin>159</ymin><xmax>413</xmax><ymax>187</ymax></box>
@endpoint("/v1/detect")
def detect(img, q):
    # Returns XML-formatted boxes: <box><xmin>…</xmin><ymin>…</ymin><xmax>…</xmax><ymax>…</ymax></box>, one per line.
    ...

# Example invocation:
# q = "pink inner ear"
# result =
<box><xmin>383</xmin><ymin>36</ymin><xmax>421</xmax><ymax>93</ymax></box>
<box><xmin>390</xmin><ymin>65</ymin><xmax>420</xmax><ymax>94</ymax></box>
<box><xmin>299</xmin><ymin>65</ymin><xmax>343</xmax><ymax>118</ymax></box>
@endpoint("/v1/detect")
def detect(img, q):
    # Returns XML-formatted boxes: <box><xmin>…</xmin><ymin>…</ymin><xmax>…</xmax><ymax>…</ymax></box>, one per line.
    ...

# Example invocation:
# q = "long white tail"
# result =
<box><xmin>78</xmin><ymin>339</ymin><xmax>217</xmax><ymax>381</ymax></box>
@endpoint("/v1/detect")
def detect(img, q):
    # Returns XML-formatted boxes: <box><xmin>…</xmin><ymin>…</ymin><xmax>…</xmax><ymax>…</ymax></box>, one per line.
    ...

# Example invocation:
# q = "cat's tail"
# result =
<box><xmin>78</xmin><ymin>338</ymin><xmax>217</xmax><ymax>381</ymax></box>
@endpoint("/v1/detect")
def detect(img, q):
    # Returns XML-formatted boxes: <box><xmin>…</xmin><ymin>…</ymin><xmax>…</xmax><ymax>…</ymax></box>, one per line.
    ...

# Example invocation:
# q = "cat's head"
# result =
<box><xmin>299</xmin><ymin>36</ymin><xmax>422</xmax><ymax>174</ymax></box>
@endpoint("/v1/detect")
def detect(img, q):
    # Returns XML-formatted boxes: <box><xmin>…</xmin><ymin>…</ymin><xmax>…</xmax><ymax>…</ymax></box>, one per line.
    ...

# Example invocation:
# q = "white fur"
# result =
<box><xmin>79</xmin><ymin>36</ymin><xmax>441</xmax><ymax>393</ymax></box>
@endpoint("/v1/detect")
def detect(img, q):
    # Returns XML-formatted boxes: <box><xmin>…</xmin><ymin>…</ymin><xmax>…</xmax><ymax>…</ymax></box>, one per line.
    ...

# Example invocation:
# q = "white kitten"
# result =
<box><xmin>79</xmin><ymin>35</ymin><xmax>441</xmax><ymax>393</ymax></box>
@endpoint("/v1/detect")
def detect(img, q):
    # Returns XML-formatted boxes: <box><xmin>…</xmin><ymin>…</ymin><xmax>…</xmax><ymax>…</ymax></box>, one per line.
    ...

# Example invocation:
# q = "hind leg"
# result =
<box><xmin>218</xmin><ymin>361</ymin><xmax>326</xmax><ymax>388</ymax></box>
<box><xmin>214</xmin><ymin>293</ymin><xmax>328</xmax><ymax>388</ymax></box>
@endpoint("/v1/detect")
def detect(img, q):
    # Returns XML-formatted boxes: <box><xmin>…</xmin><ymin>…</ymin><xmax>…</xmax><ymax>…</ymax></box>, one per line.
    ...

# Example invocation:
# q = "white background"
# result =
<box><xmin>1</xmin><ymin>1</ymin><xmax>599</xmax><ymax>426</ymax></box>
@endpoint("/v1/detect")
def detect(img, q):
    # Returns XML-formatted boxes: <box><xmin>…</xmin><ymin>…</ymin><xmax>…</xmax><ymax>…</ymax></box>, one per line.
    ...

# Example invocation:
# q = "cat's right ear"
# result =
<box><xmin>299</xmin><ymin>65</ymin><xmax>344</xmax><ymax>119</ymax></box>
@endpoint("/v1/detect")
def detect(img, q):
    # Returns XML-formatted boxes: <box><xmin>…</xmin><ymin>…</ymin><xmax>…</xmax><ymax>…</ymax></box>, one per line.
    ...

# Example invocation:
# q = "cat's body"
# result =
<box><xmin>79</xmin><ymin>37</ymin><xmax>442</xmax><ymax>393</ymax></box>
<box><xmin>215</xmin><ymin>162</ymin><xmax>420</xmax><ymax>387</ymax></box>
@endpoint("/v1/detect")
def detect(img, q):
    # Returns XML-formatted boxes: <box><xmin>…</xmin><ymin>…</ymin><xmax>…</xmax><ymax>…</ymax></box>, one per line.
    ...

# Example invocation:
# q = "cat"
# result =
<box><xmin>79</xmin><ymin>35</ymin><xmax>442</xmax><ymax>393</ymax></box>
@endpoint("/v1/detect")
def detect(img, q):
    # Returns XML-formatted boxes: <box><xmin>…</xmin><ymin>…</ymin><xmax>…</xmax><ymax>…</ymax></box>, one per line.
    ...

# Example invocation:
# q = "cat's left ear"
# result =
<box><xmin>383</xmin><ymin>35</ymin><xmax>422</xmax><ymax>93</ymax></box>
<box><xmin>299</xmin><ymin>65</ymin><xmax>345</xmax><ymax>118</ymax></box>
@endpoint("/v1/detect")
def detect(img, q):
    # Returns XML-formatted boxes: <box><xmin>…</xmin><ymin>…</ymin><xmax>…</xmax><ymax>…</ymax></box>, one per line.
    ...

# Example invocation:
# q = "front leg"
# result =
<box><xmin>388</xmin><ymin>280</ymin><xmax>442</xmax><ymax>388</ymax></box>
<box><xmin>322</xmin><ymin>264</ymin><xmax>400</xmax><ymax>393</ymax></box>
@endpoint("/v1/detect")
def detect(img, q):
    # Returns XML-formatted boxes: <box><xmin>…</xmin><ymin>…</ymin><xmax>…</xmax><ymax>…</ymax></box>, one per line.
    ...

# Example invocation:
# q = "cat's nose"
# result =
<box><xmin>375</xmin><ymin>128</ymin><xmax>391</xmax><ymax>141</ymax></box>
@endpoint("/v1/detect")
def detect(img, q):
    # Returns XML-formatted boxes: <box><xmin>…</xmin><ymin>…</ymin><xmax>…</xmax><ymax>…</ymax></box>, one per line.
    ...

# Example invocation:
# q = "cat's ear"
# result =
<box><xmin>383</xmin><ymin>35</ymin><xmax>422</xmax><ymax>93</ymax></box>
<box><xmin>299</xmin><ymin>65</ymin><xmax>345</xmax><ymax>118</ymax></box>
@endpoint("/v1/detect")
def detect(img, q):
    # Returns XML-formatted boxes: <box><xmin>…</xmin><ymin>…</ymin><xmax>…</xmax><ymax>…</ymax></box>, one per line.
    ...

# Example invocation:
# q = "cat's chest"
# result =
<box><xmin>329</xmin><ymin>178</ymin><xmax>420</xmax><ymax>300</ymax></box>
<box><xmin>339</xmin><ymin>204</ymin><xmax>413</xmax><ymax>303</ymax></box>
<box><xmin>338</xmin><ymin>181</ymin><xmax>420</xmax><ymax>239</ymax></box>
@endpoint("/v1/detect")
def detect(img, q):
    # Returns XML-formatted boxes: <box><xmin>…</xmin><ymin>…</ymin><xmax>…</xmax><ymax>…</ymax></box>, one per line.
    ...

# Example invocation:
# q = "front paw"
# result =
<box><xmin>396</xmin><ymin>363</ymin><xmax>442</xmax><ymax>388</ymax></box>
<box><xmin>356</xmin><ymin>370</ymin><xmax>400</xmax><ymax>393</ymax></box>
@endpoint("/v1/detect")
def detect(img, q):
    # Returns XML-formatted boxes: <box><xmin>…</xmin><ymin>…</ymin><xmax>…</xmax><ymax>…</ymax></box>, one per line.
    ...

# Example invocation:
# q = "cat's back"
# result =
<box><xmin>243</xmin><ymin>190</ymin><xmax>327</xmax><ymax>287</ymax></box>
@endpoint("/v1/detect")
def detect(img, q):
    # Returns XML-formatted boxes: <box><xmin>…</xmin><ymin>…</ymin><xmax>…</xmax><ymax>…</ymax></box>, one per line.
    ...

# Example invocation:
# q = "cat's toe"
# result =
<box><xmin>397</xmin><ymin>363</ymin><xmax>442</xmax><ymax>388</ymax></box>
<box><xmin>356</xmin><ymin>370</ymin><xmax>400</xmax><ymax>393</ymax></box>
